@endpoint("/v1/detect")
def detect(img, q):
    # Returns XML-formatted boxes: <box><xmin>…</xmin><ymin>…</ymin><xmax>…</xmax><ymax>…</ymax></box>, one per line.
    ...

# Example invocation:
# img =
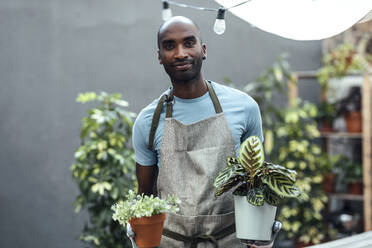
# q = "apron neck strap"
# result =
<box><xmin>165</xmin><ymin>80</ymin><xmax>222</xmax><ymax>118</ymax></box>
<box><xmin>148</xmin><ymin>80</ymin><xmax>222</xmax><ymax>150</ymax></box>
<box><xmin>206</xmin><ymin>80</ymin><xmax>223</xmax><ymax>114</ymax></box>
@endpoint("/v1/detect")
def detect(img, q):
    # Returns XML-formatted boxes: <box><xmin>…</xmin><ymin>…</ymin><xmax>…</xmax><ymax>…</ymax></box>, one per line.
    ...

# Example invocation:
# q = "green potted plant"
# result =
<box><xmin>318</xmin><ymin>154</ymin><xmax>342</xmax><ymax>193</ymax></box>
<box><xmin>111</xmin><ymin>190</ymin><xmax>180</xmax><ymax>248</ymax></box>
<box><xmin>213</xmin><ymin>136</ymin><xmax>300</xmax><ymax>241</ymax></box>
<box><xmin>317</xmin><ymin>43</ymin><xmax>368</xmax><ymax>133</ymax></box>
<box><xmin>340</xmin><ymin>161</ymin><xmax>363</xmax><ymax>195</ymax></box>
<box><xmin>337</xmin><ymin>86</ymin><xmax>362</xmax><ymax>133</ymax></box>
<box><xmin>316</xmin><ymin>101</ymin><xmax>337</xmax><ymax>132</ymax></box>
<box><xmin>71</xmin><ymin>92</ymin><xmax>136</xmax><ymax>247</ymax></box>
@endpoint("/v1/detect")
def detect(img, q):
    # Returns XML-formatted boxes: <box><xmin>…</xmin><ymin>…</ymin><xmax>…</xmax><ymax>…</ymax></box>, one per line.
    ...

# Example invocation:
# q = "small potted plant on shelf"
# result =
<box><xmin>316</xmin><ymin>101</ymin><xmax>337</xmax><ymax>132</ymax></box>
<box><xmin>337</xmin><ymin>86</ymin><xmax>362</xmax><ymax>133</ymax></box>
<box><xmin>111</xmin><ymin>190</ymin><xmax>180</xmax><ymax>248</ymax></box>
<box><xmin>318</xmin><ymin>154</ymin><xmax>342</xmax><ymax>193</ymax></box>
<box><xmin>213</xmin><ymin>136</ymin><xmax>300</xmax><ymax>241</ymax></box>
<box><xmin>341</xmin><ymin>160</ymin><xmax>363</xmax><ymax>195</ymax></box>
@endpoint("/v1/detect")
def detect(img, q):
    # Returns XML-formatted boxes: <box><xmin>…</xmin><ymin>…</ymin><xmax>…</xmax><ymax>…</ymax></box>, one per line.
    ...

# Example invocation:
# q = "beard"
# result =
<box><xmin>162</xmin><ymin>55</ymin><xmax>203</xmax><ymax>84</ymax></box>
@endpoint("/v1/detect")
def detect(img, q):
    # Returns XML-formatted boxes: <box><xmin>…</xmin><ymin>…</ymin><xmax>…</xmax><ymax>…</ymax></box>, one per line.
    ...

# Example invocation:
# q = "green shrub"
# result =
<box><xmin>242</xmin><ymin>55</ymin><xmax>329</xmax><ymax>245</ymax></box>
<box><xmin>71</xmin><ymin>92</ymin><xmax>136</xmax><ymax>248</ymax></box>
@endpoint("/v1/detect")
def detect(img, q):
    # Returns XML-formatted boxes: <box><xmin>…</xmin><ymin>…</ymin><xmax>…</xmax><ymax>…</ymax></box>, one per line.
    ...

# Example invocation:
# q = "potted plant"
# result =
<box><xmin>340</xmin><ymin>161</ymin><xmax>363</xmax><ymax>195</ymax></box>
<box><xmin>316</xmin><ymin>101</ymin><xmax>337</xmax><ymax>132</ymax></box>
<box><xmin>111</xmin><ymin>190</ymin><xmax>180</xmax><ymax>248</ymax></box>
<box><xmin>213</xmin><ymin>136</ymin><xmax>300</xmax><ymax>241</ymax></box>
<box><xmin>317</xmin><ymin>43</ymin><xmax>368</xmax><ymax>134</ymax></box>
<box><xmin>337</xmin><ymin>86</ymin><xmax>362</xmax><ymax>133</ymax></box>
<box><xmin>318</xmin><ymin>154</ymin><xmax>342</xmax><ymax>193</ymax></box>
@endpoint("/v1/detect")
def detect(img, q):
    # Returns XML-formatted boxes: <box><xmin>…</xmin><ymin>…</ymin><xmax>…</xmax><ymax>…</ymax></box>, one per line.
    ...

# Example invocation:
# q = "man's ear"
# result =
<box><xmin>157</xmin><ymin>50</ymin><xmax>163</xmax><ymax>64</ymax></box>
<box><xmin>202</xmin><ymin>43</ymin><xmax>207</xmax><ymax>60</ymax></box>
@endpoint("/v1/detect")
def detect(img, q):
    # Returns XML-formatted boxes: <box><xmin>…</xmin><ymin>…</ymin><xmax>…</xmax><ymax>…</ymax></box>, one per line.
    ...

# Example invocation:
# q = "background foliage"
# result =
<box><xmin>71</xmin><ymin>92</ymin><xmax>136</xmax><ymax>248</ymax></box>
<box><xmin>240</xmin><ymin>55</ymin><xmax>330</xmax><ymax>245</ymax></box>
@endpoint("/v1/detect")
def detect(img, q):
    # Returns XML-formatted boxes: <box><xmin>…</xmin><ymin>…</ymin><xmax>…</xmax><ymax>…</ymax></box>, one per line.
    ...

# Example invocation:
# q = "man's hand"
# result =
<box><xmin>126</xmin><ymin>223</ymin><xmax>138</xmax><ymax>248</ymax></box>
<box><xmin>240</xmin><ymin>221</ymin><xmax>282</xmax><ymax>248</ymax></box>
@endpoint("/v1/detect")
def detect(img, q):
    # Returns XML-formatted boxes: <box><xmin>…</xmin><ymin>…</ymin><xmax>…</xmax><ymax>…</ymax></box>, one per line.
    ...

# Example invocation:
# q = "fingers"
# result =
<box><xmin>126</xmin><ymin>223</ymin><xmax>137</xmax><ymax>248</ymax></box>
<box><xmin>126</xmin><ymin>223</ymin><xmax>135</xmax><ymax>238</ymax></box>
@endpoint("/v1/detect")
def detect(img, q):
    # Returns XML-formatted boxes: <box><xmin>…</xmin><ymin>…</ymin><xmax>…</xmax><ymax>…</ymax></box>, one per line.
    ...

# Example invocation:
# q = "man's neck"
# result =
<box><xmin>171</xmin><ymin>75</ymin><xmax>207</xmax><ymax>99</ymax></box>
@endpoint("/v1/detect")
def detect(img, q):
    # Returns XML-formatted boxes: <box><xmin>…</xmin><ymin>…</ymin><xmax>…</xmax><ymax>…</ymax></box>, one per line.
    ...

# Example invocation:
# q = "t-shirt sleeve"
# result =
<box><xmin>242</xmin><ymin>98</ymin><xmax>264</xmax><ymax>143</ymax></box>
<box><xmin>132</xmin><ymin>113</ymin><xmax>157</xmax><ymax>166</ymax></box>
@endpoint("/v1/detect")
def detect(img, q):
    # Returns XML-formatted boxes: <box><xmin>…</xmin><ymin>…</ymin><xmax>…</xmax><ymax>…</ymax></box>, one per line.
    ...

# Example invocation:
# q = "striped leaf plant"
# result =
<box><xmin>214</xmin><ymin>136</ymin><xmax>300</xmax><ymax>206</ymax></box>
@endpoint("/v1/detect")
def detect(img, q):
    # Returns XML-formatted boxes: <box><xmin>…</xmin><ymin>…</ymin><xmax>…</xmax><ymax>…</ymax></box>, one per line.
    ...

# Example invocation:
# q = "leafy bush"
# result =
<box><xmin>71</xmin><ymin>92</ymin><xmax>136</xmax><ymax>247</ymax></box>
<box><xmin>242</xmin><ymin>55</ymin><xmax>330</xmax><ymax>245</ymax></box>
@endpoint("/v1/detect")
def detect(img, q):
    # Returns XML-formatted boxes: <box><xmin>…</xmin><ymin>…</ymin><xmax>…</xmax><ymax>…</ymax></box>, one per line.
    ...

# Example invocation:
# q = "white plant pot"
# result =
<box><xmin>234</xmin><ymin>195</ymin><xmax>277</xmax><ymax>241</ymax></box>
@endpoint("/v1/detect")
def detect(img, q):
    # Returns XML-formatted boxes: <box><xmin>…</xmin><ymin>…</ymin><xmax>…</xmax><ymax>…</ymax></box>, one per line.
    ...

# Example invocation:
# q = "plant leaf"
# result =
<box><xmin>239</xmin><ymin>136</ymin><xmax>264</xmax><ymax>177</ymax></box>
<box><xmin>227</xmin><ymin>157</ymin><xmax>239</xmax><ymax>166</ymax></box>
<box><xmin>246</xmin><ymin>188</ymin><xmax>264</xmax><ymax>206</ymax></box>
<box><xmin>264</xmin><ymin>162</ymin><xmax>297</xmax><ymax>183</ymax></box>
<box><xmin>214</xmin><ymin>175</ymin><xmax>241</xmax><ymax>196</ymax></box>
<box><xmin>264</xmin><ymin>187</ymin><xmax>282</xmax><ymax>206</ymax></box>
<box><xmin>233</xmin><ymin>183</ymin><xmax>248</xmax><ymax>196</ymax></box>
<box><xmin>263</xmin><ymin>173</ymin><xmax>300</xmax><ymax>198</ymax></box>
<box><xmin>214</xmin><ymin>165</ymin><xmax>236</xmax><ymax>189</ymax></box>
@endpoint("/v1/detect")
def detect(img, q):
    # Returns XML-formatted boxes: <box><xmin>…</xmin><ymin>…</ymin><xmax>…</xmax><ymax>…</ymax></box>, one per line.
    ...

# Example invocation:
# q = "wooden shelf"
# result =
<box><xmin>320</xmin><ymin>132</ymin><xmax>363</xmax><ymax>139</ymax></box>
<box><xmin>328</xmin><ymin>193</ymin><xmax>364</xmax><ymax>201</ymax></box>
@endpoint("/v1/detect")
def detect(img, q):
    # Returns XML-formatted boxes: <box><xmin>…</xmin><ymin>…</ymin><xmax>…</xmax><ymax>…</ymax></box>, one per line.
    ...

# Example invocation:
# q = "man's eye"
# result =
<box><xmin>164</xmin><ymin>44</ymin><xmax>174</xmax><ymax>50</ymax></box>
<box><xmin>185</xmin><ymin>40</ymin><xmax>195</xmax><ymax>47</ymax></box>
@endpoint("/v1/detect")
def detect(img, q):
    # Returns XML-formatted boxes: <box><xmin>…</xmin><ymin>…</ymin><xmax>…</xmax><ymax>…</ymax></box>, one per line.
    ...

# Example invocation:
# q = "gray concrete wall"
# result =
<box><xmin>0</xmin><ymin>0</ymin><xmax>321</xmax><ymax>247</ymax></box>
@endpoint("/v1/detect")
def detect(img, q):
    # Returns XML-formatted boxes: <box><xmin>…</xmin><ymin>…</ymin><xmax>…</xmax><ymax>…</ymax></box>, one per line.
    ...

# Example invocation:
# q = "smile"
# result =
<box><xmin>173</xmin><ymin>63</ymin><xmax>192</xmax><ymax>71</ymax></box>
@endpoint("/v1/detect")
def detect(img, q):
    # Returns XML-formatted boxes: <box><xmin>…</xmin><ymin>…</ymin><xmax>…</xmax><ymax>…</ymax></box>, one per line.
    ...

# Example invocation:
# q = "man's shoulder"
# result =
<box><xmin>134</xmin><ymin>89</ymin><xmax>170</xmax><ymax>126</ymax></box>
<box><xmin>211</xmin><ymin>81</ymin><xmax>258</xmax><ymax>107</ymax></box>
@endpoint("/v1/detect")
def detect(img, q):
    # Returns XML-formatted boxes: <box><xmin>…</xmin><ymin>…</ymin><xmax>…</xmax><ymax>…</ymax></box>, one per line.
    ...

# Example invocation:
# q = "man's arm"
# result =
<box><xmin>136</xmin><ymin>163</ymin><xmax>158</xmax><ymax>196</ymax></box>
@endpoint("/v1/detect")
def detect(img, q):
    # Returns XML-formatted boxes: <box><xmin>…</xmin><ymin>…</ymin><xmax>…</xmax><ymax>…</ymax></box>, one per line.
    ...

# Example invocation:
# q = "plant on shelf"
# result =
<box><xmin>317</xmin><ymin>154</ymin><xmax>342</xmax><ymax>193</ymax></box>
<box><xmin>339</xmin><ymin>160</ymin><xmax>363</xmax><ymax>195</ymax></box>
<box><xmin>112</xmin><ymin>190</ymin><xmax>180</xmax><ymax>248</ymax></box>
<box><xmin>71</xmin><ymin>92</ymin><xmax>136</xmax><ymax>248</ymax></box>
<box><xmin>316</xmin><ymin>101</ymin><xmax>337</xmax><ymax>132</ymax></box>
<box><xmin>317</xmin><ymin>43</ymin><xmax>368</xmax><ymax>131</ymax></box>
<box><xmin>337</xmin><ymin>86</ymin><xmax>362</xmax><ymax>133</ymax></box>
<box><xmin>239</xmin><ymin>55</ymin><xmax>331</xmax><ymax>245</ymax></box>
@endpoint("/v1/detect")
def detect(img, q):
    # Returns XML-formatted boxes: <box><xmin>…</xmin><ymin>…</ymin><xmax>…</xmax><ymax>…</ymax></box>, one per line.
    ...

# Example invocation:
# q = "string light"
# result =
<box><xmin>214</xmin><ymin>8</ymin><xmax>226</xmax><ymax>35</ymax></box>
<box><xmin>161</xmin><ymin>0</ymin><xmax>252</xmax><ymax>35</ymax></box>
<box><xmin>162</xmin><ymin>0</ymin><xmax>173</xmax><ymax>21</ymax></box>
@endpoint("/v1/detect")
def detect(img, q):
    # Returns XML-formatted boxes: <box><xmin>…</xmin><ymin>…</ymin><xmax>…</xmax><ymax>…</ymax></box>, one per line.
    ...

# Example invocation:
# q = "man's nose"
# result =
<box><xmin>174</xmin><ymin>45</ymin><xmax>188</xmax><ymax>59</ymax></box>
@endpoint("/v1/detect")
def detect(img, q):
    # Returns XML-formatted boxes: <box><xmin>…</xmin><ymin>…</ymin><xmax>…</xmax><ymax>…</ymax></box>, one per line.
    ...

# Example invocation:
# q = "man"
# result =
<box><xmin>130</xmin><ymin>16</ymin><xmax>280</xmax><ymax>247</ymax></box>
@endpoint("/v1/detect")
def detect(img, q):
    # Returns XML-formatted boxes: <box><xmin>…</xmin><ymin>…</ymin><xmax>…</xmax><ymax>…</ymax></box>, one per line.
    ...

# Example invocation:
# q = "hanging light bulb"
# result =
<box><xmin>214</xmin><ymin>7</ymin><xmax>226</xmax><ymax>35</ymax></box>
<box><xmin>162</xmin><ymin>1</ymin><xmax>172</xmax><ymax>21</ymax></box>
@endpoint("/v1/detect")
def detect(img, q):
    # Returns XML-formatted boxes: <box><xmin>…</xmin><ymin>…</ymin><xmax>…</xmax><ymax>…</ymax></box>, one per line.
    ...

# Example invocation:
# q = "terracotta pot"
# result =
<box><xmin>322</xmin><ymin>173</ymin><xmax>336</xmax><ymax>193</ymax></box>
<box><xmin>129</xmin><ymin>213</ymin><xmax>166</xmax><ymax>248</ymax></box>
<box><xmin>320</xmin><ymin>121</ymin><xmax>333</xmax><ymax>132</ymax></box>
<box><xmin>347</xmin><ymin>182</ymin><xmax>363</xmax><ymax>195</ymax></box>
<box><xmin>345</xmin><ymin>111</ymin><xmax>362</xmax><ymax>133</ymax></box>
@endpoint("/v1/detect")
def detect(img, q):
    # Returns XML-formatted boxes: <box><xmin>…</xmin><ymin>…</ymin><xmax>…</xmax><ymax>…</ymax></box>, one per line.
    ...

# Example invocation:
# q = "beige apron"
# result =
<box><xmin>151</xmin><ymin>81</ymin><xmax>243</xmax><ymax>248</ymax></box>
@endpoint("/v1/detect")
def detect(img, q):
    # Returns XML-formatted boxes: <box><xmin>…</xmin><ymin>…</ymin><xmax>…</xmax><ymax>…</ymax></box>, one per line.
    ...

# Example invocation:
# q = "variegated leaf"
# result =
<box><xmin>227</xmin><ymin>157</ymin><xmax>239</xmax><ymax>166</ymax></box>
<box><xmin>214</xmin><ymin>166</ymin><xmax>236</xmax><ymax>189</ymax></box>
<box><xmin>214</xmin><ymin>175</ymin><xmax>241</xmax><ymax>196</ymax></box>
<box><xmin>246</xmin><ymin>188</ymin><xmax>264</xmax><ymax>206</ymax></box>
<box><xmin>239</xmin><ymin>136</ymin><xmax>264</xmax><ymax>177</ymax></box>
<box><xmin>263</xmin><ymin>187</ymin><xmax>282</xmax><ymax>206</ymax></box>
<box><xmin>263</xmin><ymin>162</ymin><xmax>297</xmax><ymax>183</ymax></box>
<box><xmin>232</xmin><ymin>183</ymin><xmax>248</xmax><ymax>196</ymax></box>
<box><xmin>262</xmin><ymin>173</ymin><xmax>300</xmax><ymax>198</ymax></box>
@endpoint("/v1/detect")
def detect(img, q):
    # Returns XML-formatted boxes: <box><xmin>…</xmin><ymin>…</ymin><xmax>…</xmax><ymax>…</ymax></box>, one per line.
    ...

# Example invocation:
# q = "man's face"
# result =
<box><xmin>158</xmin><ymin>22</ymin><xmax>206</xmax><ymax>83</ymax></box>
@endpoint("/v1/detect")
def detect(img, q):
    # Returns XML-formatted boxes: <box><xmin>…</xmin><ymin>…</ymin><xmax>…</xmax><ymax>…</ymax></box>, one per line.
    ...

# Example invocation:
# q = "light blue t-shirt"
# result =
<box><xmin>132</xmin><ymin>82</ymin><xmax>263</xmax><ymax>167</ymax></box>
